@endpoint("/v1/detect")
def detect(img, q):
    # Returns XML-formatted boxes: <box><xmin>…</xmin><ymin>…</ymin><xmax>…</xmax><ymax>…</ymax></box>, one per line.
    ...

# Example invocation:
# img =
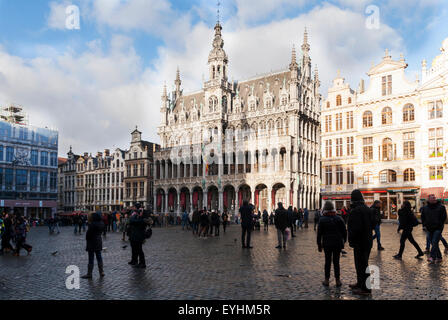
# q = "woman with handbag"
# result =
<box><xmin>317</xmin><ymin>201</ymin><xmax>347</xmax><ymax>287</ymax></box>
<box><xmin>393</xmin><ymin>201</ymin><xmax>424</xmax><ymax>260</ymax></box>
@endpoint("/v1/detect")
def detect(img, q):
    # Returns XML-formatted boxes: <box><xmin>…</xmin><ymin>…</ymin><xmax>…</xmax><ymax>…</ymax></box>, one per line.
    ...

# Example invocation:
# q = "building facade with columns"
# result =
<box><xmin>153</xmin><ymin>22</ymin><xmax>321</xmax><ymax>217</ymax></box>
<box><xmin>321</xmin><ymin>37</ymin><xmax>448</xmax><ymax>218</ymax></box>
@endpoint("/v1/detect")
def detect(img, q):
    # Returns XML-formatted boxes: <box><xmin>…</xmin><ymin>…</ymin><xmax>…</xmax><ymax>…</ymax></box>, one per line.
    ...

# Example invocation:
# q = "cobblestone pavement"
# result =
<box><xmin>1</xmin><ymin>222</ymin><xmax>447</xmax><ymax>300</ymax></box>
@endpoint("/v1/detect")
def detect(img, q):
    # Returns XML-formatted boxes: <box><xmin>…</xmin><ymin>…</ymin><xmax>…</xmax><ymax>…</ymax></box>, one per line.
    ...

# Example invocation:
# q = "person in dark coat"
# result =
<box><xmin>81</xmin><ymin>211</ymin><xmax>105</xmax><ymax>279</ymax></box>
<box><xmin>275</xmin><ymin>202</ymin><xmax>289</xmax><ymax>249</ymax></box>
<box><xmin>347</xmin><ymin>189</ymin><xmax>374</xmax><ymax>295</ymax></box>
<box><xmin>198</xmin><ymin>210</ymin><xmax>209</xmax><ymax>238</ymax></box>
<box><xmin>293</xmin><ymin>208</ymin><xmax>299</xmax><ymax>232</ymax></box>
<box><xmin>211</xmin><ymin>211</ymin><xmax>220</xmax><ymax>236</ymax></box>
<box><xmin>298</xmin><ymin>209</ymin><xmax>304</xmax><ymax>229</ymax></box>
<box><xmin>102</xmin><ymin>213</ymin><xmax>108</xmax><ymax>236</ymax></box>
<box><xmin>262</xmin><ymin>209</ymin><xmax>269</xmax><ymax>231</ymax></box>
<box><xmin>314</xmin><ymin>209</ymin><xmax>320</xmax><ymax>231</ymax></box>
<box><xmin>371</xmin><ymin>200</ymin><xmax>385</xmax><ymax>251</ymax></box>
<box><xmin>13</xmin><ymin>216</ymin><xmax>32</xmax><ymax>256</ymax></box>
<box><xmin>222</xmin><ymin>212</ymin><xmax>228</xmax><ymax>233</ymax></box>
<box><xmin>287</xmin><ymin>206</ymin><xmax>295</xmax><ymax>237</ymax></box>
<box><xmin>240</xmin><ymin>200</ymin><xmax>254</xmax><ymax>248</ymax></box>
<box><xmin>73</xmin><ymin>214</ymin><xmax>80</xmax><ymax>234</ymax></box>
<box><xmin>192</xmin><ymin>210</ymin><xmax>200</xmax><ymax>235</ymax></box>
<box><xmin>421</xmin><ymin>194</ymin><xmax>447</xmax><ymax>264</ymax></box>
<box><xmin>317</xmin><ymin>201</ymin><xmax>347</xmax><ymax>287</ymax></box>
<box><xmin>128</xmin><ymin>203</ymin><xmax>148</xmax><ymax>268</ymax></box>
<box><xmin>393</xmin><ymin>201</ymin><xmax>424</xmax><ymax>260</ymax></box>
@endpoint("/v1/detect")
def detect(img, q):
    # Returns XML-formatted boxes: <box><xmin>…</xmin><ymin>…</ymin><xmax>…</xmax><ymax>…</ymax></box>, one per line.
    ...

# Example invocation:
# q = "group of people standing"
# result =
<box><xmin>315</xmin><ymin>190</ymin><xmax>447</xmax><ymax>296</ymax></box>
<box><xmin>189</xmin><ymin>209</ymin><xmax>229</xmax><ymax>238</ymax></box>
<box><xmin>80</xmin><ymin>202</ymin><xmax>153</xmax><ymax>279</ymax></box>
<box><xmin>0</xmin><ymin>213</ymin><xmax>32</xmax><ymax>256</ymax></box>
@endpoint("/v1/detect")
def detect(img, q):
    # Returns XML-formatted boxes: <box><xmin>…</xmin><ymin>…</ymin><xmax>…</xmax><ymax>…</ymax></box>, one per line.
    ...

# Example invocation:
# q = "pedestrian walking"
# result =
<box><xmin>421</xmin><ymin>194</ymin><xmax>447</xmax><ymax>264</ymax></box>
<box><xmin>240</xmin><ymin>200</ymin><xmax>254</xmax><ymax>248</ymax></box>
<box><xmin>81</xmin><ymin>212</ymin><xmax>105</xmax><ymax>279</ymax></box>
<box><xmin>13</xmin><ymin>216</ymin><xmax>32</xmax><ymax>256</ymax></box>
<box><xmin>393</xmin><ymin>201</ymin><xmax>424</xmax><ymax>260</ymax></box>
<box><xmin>317</xmin><ymin>201</ymin><xmax>347</xmax><ymax>287</ymax></box>
<box><xmin>275</xmin><ymin>202</ymin><xmax>289</xmax><ymax>249</ymax></box>
<box><xmin>347</xmin><ymin>189</ymin><xmax>374</xmax><ymax>296</ymax></box>
<box><xmin>371</xmin><ymin>200</ymin><xmax>385</xmax><ymax>251</ymax></box>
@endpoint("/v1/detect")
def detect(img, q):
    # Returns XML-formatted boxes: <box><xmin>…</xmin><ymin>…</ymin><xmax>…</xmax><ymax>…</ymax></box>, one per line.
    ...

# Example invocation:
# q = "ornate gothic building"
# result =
<box><xmin>153</xmin><ymin>22</ymin><xmax>321</xmax><ymax>217</ymax></box>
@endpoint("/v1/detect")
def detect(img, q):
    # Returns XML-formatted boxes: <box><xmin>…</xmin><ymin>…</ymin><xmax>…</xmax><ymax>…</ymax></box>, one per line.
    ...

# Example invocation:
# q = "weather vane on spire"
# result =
<box><xmin>217</xmin><ymin>0</ymin><xmax>221</xmax><ymax>23</ymax></box>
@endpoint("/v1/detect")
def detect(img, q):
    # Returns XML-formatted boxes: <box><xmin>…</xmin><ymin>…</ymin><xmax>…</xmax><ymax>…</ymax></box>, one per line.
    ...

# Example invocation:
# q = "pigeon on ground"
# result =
<box><xmin>51</xmin><ymin>251</ymin><xmax>58</xmax><ymax>256</ymax></box>
<box><xmin>122</xmin><ymin>245</ymin><xmax>127</xmax><ymax>249</ymax></box>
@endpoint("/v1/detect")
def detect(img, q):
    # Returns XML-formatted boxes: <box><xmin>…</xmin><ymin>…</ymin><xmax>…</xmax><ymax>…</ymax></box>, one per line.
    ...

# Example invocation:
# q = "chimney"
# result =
<box><xmin>104</xmin><ymin>149</ymin><xmax>110</xmax><ymax>156</ymax></box>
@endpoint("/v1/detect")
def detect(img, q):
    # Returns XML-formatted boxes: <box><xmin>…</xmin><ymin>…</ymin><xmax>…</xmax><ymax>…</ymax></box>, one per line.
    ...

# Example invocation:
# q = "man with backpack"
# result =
<box><xmin>371</xmin><ymin>200</ymin><xmax>385</xmax><ymax>251</ymax></box>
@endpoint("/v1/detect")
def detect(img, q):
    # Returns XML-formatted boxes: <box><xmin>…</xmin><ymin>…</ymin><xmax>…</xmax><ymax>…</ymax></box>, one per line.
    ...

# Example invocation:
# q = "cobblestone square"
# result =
<box><xmin>1</xmin><ymin>223</ymin><xmax>447</xmax><ymax>300</ymax></box>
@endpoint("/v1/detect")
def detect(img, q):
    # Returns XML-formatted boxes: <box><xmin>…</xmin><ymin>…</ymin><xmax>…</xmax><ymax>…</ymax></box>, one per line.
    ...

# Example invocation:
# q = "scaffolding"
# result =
<box><xmin>0</xmin><ymin>104</ymin><xmax>29</xmax><ymax>125</ymax></box>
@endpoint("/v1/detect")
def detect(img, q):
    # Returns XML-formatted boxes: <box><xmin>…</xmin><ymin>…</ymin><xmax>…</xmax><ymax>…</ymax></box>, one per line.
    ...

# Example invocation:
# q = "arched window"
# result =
<box><xmin>363</xmin><ymin>172</ymin><xmax>372</xmax><ymax>184</ymax></box>
<box><xmin>379</xmin><ymin>169</ymin><xmax>396</xmax><ymax>183</ymax></box>
<box><xmin>403</xmin><ymin>104</ymin><xmax>415</xmax><ymax>122</ymax></box>
<box><xmin>348</xmin><ymin>97</ymin><xmax>352</xmax><ymax>104</ymax></box>
<box><xmin>281</xmin><ymin>96</ymin><xmax>288</xmax><ymax>106</ymax></box>
<box><xmin>336</xmin><ymin>95</ymin><xmax>342</xmax><ymax>106</ymax></box>
<box><xmin>363</xmin><ymin>111</ymin><xmax>373</xmax><ymax>128</ymax></box>
<box><xmin>208</xmin><ymin>96</ymin><xmax>218</xmax><ymax>112</ymax></box>
<box><xmin>404</xmin><ymin>168</ymin><xmax>415</xmax><ymax>182</ymax></box>
<box><xmin>382</xmin><ymin>138</ymin><xmax>393</xmax><ymax>161</ymax></box>
<box><xmin>382</xmin><ymin>107</ymin><xmax>392</xmax><ymax>125</ymax></box>
<box><xmin>326</xmin><ymin>101</ymin><xmax>330</xmax><ymax>108</ymax></box>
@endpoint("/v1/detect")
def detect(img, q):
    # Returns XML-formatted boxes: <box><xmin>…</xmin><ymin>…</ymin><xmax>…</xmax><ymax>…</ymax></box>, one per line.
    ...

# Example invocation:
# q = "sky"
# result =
<box><xmin>0</xmin><ymin>0</ymin><xmax>447</xmax><ymax>157</ymax></box>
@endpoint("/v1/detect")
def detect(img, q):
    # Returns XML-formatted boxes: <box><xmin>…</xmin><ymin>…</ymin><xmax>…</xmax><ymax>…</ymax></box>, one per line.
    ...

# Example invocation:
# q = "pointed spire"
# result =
<box><xmin>301</xmin><ymin>27</ymin><xmax>310</xmax><ymax>55</ymax></box>
<box><xmin>162</xmin><ymin>82</ymin><xmax>167</xmax><ymax>97</ymax></box>
<box><xmin>289</xmin><ymin>45</ymin><xmax>298</xmax><ymax>70</ymax></box>
<box><xmin>314</xmin><ymin>65</ymin><xmax>319</xmax><ymax>80</ymax></box>
<box><xmin>175</xmin><ymin>67</ymin><xmax>181</xmax><ymax>93</ymax></box>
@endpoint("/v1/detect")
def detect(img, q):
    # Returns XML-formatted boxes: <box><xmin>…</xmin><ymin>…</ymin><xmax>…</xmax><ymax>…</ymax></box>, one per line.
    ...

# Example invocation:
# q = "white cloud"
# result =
<box><xmin>1</xmin><ymin>2</ymin><xmax>407</xmax><ymax>156</ymax></box>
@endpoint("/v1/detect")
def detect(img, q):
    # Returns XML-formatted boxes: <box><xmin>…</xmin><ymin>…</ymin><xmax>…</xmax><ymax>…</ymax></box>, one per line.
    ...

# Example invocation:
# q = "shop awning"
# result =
<box><xmin>421</xmin><ymin>187</ymin><xmax>445</xmax><ymax>199</ymax></box>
